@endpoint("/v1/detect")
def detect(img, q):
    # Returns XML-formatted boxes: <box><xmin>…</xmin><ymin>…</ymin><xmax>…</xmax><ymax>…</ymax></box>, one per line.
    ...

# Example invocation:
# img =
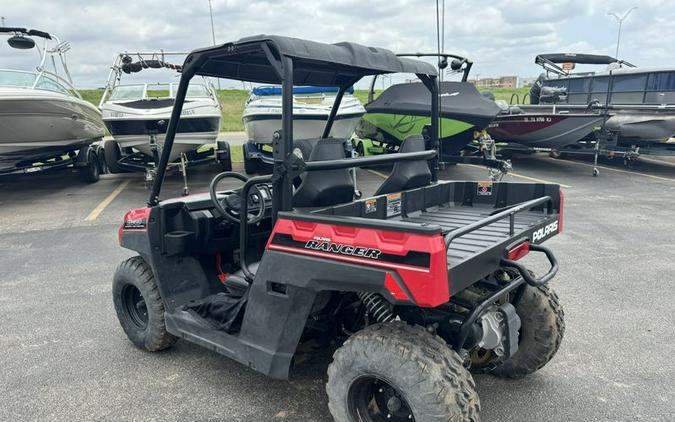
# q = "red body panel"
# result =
<box><xmin>118</xmin><ymin>207</ymin><xmax>151</xmax><ymax>244</ymax></box>
<box><xmin>267</xmin><ymin>218</ymin><xmax>450</xmax><ymax>307</ymax></box>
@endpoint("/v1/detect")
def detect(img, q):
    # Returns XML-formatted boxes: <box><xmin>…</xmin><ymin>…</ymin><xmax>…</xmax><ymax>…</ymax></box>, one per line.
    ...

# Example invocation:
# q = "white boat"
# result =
<box><xmin>242</xmin><ymin>86</ymin><xmax>365</xmax><ymax>144</ymax></box>
<box><xmin>0</xmin><ymin>27</ymin><xmax>105</xmax><ymax>174</ymax></box>
<box><xmin>99</xmin><ymin>53</ymin><xmax>222</xmax><ymax>172</ymax></box>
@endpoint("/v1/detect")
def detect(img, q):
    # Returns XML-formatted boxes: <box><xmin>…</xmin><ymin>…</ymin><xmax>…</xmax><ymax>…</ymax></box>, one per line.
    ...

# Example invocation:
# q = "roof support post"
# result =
<box><xmin>429</xmin><ymin>74</ymin><xmax>439</xmax><ymax>182</ymax></box>
<box><xmin>147</xmin><ymin>64</ymin><xmax>194</xmax><ymax>206</ymax></box>
<box><xmin>321</xmin><ymin>84</ymin><xmax>350</xmax><ymax>139</ymax></box>
<box><xmin>272</xmin><ymin>55</ymin><xmax>294</xmax><ymax>219</ymax></box>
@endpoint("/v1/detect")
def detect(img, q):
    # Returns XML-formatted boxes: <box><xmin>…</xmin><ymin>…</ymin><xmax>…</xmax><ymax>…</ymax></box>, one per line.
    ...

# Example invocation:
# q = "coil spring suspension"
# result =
<box><xmin>357</xmin><ymin>292</ymin><xmax>395</xmax><ymax>323</ymax></box>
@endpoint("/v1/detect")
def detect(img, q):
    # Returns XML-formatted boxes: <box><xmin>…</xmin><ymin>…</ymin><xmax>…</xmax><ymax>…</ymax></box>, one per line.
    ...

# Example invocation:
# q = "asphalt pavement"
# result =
<box><xmin>1</xmin><ymin>153</ymin><xmax>674</xmax><ymax>421</ymax></box>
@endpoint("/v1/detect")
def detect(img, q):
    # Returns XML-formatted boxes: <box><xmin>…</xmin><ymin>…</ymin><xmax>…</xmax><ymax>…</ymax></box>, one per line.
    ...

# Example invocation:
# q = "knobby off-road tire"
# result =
<box><xmin>490</xmin><ymin>284</ymin><xmax>564</xmax><ymax>379</ymax></box>
<box><xmin>327</xmin><ymin>322</ymin><xmax>480</xmax><ymax>422</ymax></box>
<box><xmin>112</xmin><ymin>256</ymin><xmax>177</xmax><ymax>352</ymax></box>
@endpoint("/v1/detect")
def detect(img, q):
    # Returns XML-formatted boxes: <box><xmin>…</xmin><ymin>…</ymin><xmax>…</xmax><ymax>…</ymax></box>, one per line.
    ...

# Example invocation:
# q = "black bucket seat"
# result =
<box><xmin>293</xmin><ymin>138</ymin><xmax>354</xmax><ymax>207</ymax></box>
<box><xmin>374</xmin><ymin>135</ymin><xmax>432</xmax><ymax>196</ymax></box>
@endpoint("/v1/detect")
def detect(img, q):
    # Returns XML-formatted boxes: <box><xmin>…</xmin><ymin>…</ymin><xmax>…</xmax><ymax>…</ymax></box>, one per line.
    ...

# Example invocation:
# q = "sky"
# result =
<box><xmin>0</xmin><ymin>0</ymin><xmax>672</xmax><ymax>89</ymax></box>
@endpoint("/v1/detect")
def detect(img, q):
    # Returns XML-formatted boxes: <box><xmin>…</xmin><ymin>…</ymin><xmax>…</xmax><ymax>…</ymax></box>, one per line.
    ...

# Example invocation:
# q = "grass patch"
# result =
<box><xmin>78</xmin><ymin>86</ymin><xmax>531</xmax><ymax>134</ymax></box>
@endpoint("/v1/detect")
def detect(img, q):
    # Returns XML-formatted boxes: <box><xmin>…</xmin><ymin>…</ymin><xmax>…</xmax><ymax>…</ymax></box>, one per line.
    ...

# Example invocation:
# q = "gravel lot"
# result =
<box><xmin>1</xmin><ymin>154</ymin><xmax>674</xmax><ymax>421</ymax></box>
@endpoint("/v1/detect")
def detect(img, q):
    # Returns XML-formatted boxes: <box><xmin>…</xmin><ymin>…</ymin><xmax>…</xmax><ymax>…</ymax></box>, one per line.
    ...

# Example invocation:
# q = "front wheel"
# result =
<box><xmin>490</xmin><ymin>284</ymin><xmax>564</xmax><ymax>378</ymax></box>
<box><xmin>112</xmin><ymin>256</ymin><xmax>176</xmax><ymax>352</ymax></box>
<box><xmin>327</xmin><ymin>322</ymin><xmax>480</xmax><ymax>422</ymax></box>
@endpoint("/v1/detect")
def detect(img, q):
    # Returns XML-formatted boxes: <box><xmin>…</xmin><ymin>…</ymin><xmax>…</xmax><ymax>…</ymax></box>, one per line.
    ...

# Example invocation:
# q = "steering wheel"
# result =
<box><xmin>209</xmin><ymin>172</ymin><xmax>266</xmax><ymax>225</ymax></box>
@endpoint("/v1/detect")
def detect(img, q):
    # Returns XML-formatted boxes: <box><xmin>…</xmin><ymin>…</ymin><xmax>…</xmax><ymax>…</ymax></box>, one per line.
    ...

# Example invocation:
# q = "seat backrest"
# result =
<box><xmin>374</xmin><ymin>135</ymin><xmax>432</xmax><ymax>196</ymax></box>
<box><xmin>293</xmin><ymin>138</ymin><xmax>354</xmax><ymax>207</ymax></box>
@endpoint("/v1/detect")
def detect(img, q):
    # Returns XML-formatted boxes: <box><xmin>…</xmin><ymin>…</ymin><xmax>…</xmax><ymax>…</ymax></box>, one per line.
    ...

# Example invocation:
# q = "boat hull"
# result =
<box><xmin>242</xmin><ymin>93</ymin><xmax>365</xmax><ymax>143</ymax></box>
<box><xmin>0</xmin><ymin>89</ymin><xmax>105</xmax><ymax>167</ymax></box>
<box><xmin>488</xmin><ymin>113</ymin><xmax>604</xmax><ymax>149</ymax></box>
<box><xmin>102</xmin><ymin>100</ymin><xmax>221</xmax><ymax>162</ymax></box>
<box><xmin>243</xmin><ymin>113</ymin><xmax>362</xmax><ymax>144</ymax></box>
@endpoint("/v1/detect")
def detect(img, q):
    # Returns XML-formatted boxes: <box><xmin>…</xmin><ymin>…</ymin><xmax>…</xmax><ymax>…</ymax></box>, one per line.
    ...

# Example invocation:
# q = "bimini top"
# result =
<box><xmin>366</xmin><ymin>81</ymin><xmax>501</xmax><ymax>125</ymax></box>
<box><xmin>536</xmin><ymin>53</ymin><xmax>635</xmax><ymax>67</ymax></box>
<box><xmin>251</xmin><ymin>85</ymin><xmax>354</xmax><ymax>96</ymax></box>
<box><xmin>0</xmin><ymin>27</ymin><xmax>52</xmax><ymax>39</ymax></box>
<box><xmin>183</xmin><ymin>34</ymin><xmax>438</xmax><ymax>86</ymax></box>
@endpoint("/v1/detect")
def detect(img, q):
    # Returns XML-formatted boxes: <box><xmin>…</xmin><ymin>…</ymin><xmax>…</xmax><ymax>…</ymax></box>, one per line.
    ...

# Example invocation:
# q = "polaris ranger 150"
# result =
<box><xmin>113</xmin><ymin>35</ymin><xmax>565</xmax><ymax>421</ymax></box>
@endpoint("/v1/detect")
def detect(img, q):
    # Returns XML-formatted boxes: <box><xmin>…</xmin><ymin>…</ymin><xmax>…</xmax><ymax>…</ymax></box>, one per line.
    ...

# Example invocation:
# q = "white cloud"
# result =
<box><xmin>0</xmin><ymin>0</ymin><xmax>671</xmax><ymax>87</ymax></box>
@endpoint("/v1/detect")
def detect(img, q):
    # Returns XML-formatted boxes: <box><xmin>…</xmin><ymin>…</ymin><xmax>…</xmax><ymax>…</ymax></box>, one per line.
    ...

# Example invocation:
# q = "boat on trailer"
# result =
<box><xmin>243</xmin><ymin>85</ymin><xmax>365</xmax><ymax>145</ymax></box>
<box><xmin>517</xmin><ymin>53</ymin><xmax>675</xmax><ymax>151</ymax></box>
<box><xmin>0</xmin><ymin>27</ymin><xmax>105</xmax><ymax>181</ymax></box>
<box><xmin>99</xmin><ymin>52</ymin><xmax>229</xmax><ymax>188</ymax></box>
<box><xmin>355</xmin><ymin>53</ymin><xmax>510</xmax><ymax>179</ymax></box>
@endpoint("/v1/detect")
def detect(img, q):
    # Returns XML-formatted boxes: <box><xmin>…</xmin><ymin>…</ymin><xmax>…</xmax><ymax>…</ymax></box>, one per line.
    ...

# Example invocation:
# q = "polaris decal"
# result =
<box><xmin>305</xmin><ymin>237</ymin><xmax>381</xmax><ymax>259</ymax></box>
<box><xmin>532</xmin><ymin>221</ymin><xmax>558</xmax><ymax>242</ymax></box>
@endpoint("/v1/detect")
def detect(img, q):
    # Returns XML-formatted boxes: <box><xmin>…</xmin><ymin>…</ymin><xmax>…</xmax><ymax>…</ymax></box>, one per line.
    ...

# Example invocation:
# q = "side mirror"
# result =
<box><xmin>7</xmin><ymin>35</ymin><xmax>35</xmax><ymax>49</ymax></box>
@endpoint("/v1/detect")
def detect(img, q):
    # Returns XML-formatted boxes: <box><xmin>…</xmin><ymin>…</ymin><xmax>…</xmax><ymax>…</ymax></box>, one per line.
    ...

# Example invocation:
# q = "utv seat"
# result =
<box><xmin>374</xmin><ymin>135</ymin><xmax>432</xmax><ymax>196</ymax></box>
<box><xmin>293</xmin><ymin>138</ymin><xmax>354</xmax><ymax>207</ymax></box>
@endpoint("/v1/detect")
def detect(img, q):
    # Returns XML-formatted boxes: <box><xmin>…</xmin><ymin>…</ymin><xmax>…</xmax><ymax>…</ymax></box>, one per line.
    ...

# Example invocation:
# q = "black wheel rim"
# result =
<box><xmin>121</xmin><ymin>284</ymin><xmax>148</xmax><ymax>330</ymax></box>
<box><xmin>347</xmin><ymin>375</ymin><xmax>414</xmax><ymax>421</ymax></box>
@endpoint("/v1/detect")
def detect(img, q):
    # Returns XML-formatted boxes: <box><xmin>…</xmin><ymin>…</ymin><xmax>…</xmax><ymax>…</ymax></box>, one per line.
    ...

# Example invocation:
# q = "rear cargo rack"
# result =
<box><xmin>444</xmin><ymin>196</ymin><xmax>553</xmax><ymax>248</ymax></box>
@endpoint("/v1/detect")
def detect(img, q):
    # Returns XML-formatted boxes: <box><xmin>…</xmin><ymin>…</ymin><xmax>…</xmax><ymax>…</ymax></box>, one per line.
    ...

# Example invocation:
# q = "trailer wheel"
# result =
<box><xmin>104</xmin><ymin>139</ymin><xmax>127</xmax><ymax>174</ymax></box>
<box><xmin>293</xmin><ymin>139</ymin><xmax>313</xmax><ymax>161</ymax></box>
<box><xmin>79</xmin><ymin>148</ymin><xmax>100</xmax><ymax>183</ymax></box>
<box><xmin>112</xmin><ymin>256</ymin><xmax>177</xmax><ymax>352</ymax></box>
<box><xmin>490</xmin><ymin>284</ymin><xmax>564</xmax><ymax>379</ymax></box>
<box><xmin>327</xmin><ymin>322</ymin><xmax>480</xmax><ymax>422</ymax></box>
<box><xmin>243</xmin><ymin>144</ymin><xmax>259</xmax><ymax>175</ymax></box>
<box><xmin>217</xmin><ymin>141</ymin><xmax>232</xmax><ymax>172</ymax></box>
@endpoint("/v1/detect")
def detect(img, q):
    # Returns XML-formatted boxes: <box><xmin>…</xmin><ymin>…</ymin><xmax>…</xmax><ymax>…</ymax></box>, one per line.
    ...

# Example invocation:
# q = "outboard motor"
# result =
<box><xmin>529</xmin><ymin>73</ymin><xmax>546</xmax><ymax>104</ymax></box>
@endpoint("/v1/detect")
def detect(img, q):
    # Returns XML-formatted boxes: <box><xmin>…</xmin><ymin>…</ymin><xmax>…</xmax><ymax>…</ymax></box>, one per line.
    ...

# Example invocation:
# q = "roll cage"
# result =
<box><xmin>148</xmin><ymin>35</ymin><xmax>441</xmax><ymax>218</ymax></box>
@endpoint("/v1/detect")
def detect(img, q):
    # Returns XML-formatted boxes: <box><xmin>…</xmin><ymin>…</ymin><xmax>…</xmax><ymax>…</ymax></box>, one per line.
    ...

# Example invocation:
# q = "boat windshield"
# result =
<box><xmin>109</xmin><ymin>83</ymin><xmax>212</xmax><ymax>100</ymax></box>
<box><xmin>109</xmin><ymin>84</ymin><xmax>145</xmax><ymax>100</ymax></box>
<box><xmin>0</xmin><ymin>70</ymin><xmax>37</xmax><ymax>88</ymax></box>
<box><xmin>186</xmin><ymin>84</ymin><xmax>212</xmax><ymax>98</ymax></box>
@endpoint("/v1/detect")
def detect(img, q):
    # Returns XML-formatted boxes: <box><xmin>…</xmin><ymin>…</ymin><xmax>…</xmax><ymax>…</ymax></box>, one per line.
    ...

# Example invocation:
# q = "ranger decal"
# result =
<box><xmin>305</xmin><ymin>238</ymin><xmax>382</xmax><ymax>259</ymax></box>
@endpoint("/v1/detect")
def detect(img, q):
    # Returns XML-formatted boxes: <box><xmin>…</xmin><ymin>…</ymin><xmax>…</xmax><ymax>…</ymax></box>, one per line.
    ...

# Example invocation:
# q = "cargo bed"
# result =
<box><xmin>311</xmin><ymin>180</ymin><xmax>562</xmax><ymax>292</ymax></box>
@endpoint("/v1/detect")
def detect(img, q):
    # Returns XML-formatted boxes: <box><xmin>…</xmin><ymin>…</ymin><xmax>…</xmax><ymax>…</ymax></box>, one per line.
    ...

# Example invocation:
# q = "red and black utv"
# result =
<box><xmin>113</xmin><ymin>35</ymin><xmax>564</xmax><ymax>422</ymax></box>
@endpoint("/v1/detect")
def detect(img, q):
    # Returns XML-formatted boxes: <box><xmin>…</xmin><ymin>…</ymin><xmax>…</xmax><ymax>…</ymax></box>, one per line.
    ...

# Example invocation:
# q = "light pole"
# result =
<box><xmin>608</xmin><ymin>6</ymin><xmax>637</xmax><ymax>60</ymax></box>
<box><xmin>207</xmin><ymin>0</ymin><xmax>221</xmax><ymax>89</ymax></box>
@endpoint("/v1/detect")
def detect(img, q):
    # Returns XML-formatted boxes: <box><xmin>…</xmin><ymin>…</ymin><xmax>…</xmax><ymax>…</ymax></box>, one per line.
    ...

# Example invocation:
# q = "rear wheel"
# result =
<box><xmin>112</xmin><ymin>256</ymin><xmax>177</xmax><ymax>351</ymax></box>
<box><xmin>327</xmin><ymin>322</ymin><xmax>480</xmax><ymax>421</ymax></box>
<box><xmin>104</xmin><ymin>139</ymin><xmax>127</xmax><ymax>174</ymax></box>
<box><xmin>490</xmin><ymin>284</ymin><xmax>564</xmax><ymax>378</ymax></box>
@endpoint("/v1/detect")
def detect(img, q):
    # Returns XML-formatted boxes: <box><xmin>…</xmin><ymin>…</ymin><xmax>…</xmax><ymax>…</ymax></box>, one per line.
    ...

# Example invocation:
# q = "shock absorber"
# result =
<box><xmin>357</xmin><ymin>292</ymin><xmax>395</xmax><ymax>323</ymax></box>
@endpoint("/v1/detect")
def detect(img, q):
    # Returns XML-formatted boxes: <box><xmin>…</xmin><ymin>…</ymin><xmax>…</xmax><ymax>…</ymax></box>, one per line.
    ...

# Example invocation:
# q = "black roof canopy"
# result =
<box><xmin>183</xmin><ymin>34</ymin><xmax>438</xmax><ymax>86</ymax></box>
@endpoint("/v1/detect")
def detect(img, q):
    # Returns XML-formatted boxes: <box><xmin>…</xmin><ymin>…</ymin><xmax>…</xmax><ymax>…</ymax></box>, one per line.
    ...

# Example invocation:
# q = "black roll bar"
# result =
<box><xmin>147</xmin><ymin>64</ymin><xmax>195</xmax><ymax>206</ymax></box>
<box><xmin>321</xmin><ymin>85</ymin><xmax>348</xmax><ymax>139</ymax></box>
<box><xmin>304</xmin><ymin>149</ymin><xmax>436</xmax><ymax>171</ymax></box>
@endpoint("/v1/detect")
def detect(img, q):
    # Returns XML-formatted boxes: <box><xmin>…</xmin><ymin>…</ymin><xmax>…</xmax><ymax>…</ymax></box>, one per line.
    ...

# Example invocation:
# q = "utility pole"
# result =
<box><xmin>608</xmin><ymin>7</ymin><xmax>637</xmax><ymax>60</ymax></box>
<box><xmin>207</xmin><ymin>0</ymin><xmax>221</xmax><ymax>89</ymax></box>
